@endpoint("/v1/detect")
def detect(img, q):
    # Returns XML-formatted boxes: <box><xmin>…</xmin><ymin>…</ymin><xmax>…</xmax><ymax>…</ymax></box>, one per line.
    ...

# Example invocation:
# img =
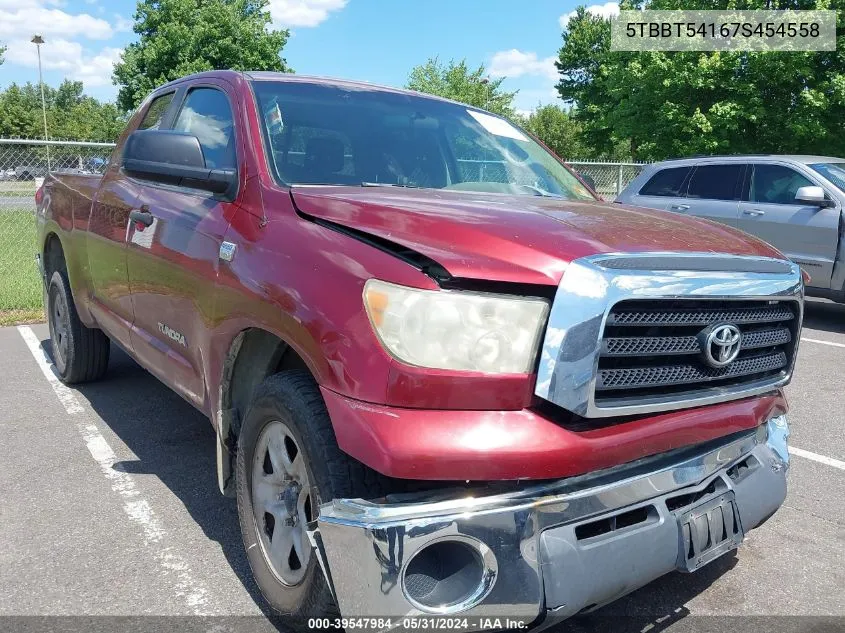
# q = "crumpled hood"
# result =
<box><xmin>291</xmin><ymin>186</ymin><xmax>784</xmax><ymax>286</ymax></box>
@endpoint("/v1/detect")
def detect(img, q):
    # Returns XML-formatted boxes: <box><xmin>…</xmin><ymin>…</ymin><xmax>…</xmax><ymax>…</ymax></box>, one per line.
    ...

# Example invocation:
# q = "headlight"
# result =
<box><xmin>363</xmin><ymin>279</ymin><xmax>549</xmax><ymax>373</ymax></box>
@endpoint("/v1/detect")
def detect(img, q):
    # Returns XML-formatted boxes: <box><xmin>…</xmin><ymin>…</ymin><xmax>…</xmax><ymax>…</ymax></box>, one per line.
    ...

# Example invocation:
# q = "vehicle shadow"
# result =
<box><xmin>42</xmin><ymin>334</ymin><xmax>739</xmax><ymax>631</ymax></box>
<box><xmin>41</xmin><ymin>334</ymin><xmax>284</xmax><ymax>626</ymax></box>
<box><xmin>548</xmin><ymin>552</ymin><xmax>738</xmax><ymax>633</ymax></box>
<box><xmin>802</xmin><ymin>299</ymin><xmax>845</xmax><ymax>335</ymax></box>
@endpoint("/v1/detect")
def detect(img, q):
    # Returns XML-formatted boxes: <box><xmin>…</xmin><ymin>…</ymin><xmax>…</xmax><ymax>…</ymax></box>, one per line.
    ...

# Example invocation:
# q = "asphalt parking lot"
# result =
<box><xmin>0</xmin><ymin>300</ymin><xmax>843</xmax><ymax>632</ymax></box>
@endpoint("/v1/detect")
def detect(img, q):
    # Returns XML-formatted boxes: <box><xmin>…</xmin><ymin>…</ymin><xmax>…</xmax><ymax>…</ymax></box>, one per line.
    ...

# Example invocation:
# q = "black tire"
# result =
<box><xmin>236</xmin><ymin>371</ymin><xmax>386</xmax><ymax>628</ymax></box>
<box><xmin>47</xmin><ymin>270</ymin><xmax>110</xmax><ymax>383</ymax></box>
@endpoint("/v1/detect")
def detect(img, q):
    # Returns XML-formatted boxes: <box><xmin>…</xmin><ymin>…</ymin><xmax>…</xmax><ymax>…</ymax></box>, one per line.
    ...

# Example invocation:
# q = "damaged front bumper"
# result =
<box><xmin>310</xmin><ymin>416</ymin><xmax>790</xmax><ymax>628</ymax></box>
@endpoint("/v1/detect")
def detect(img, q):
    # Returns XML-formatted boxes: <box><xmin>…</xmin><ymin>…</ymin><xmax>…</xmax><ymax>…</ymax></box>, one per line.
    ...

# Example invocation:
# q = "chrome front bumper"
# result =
<box><xmin>313</xmin><ymin>416</ymin><xmax>789</xmax><ymax>627</ymax></box>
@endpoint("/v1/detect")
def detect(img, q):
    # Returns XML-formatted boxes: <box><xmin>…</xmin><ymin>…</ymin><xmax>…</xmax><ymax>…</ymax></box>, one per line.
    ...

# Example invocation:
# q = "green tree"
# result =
<box><xmin>113</xmin><ymin>0</ymin><xmax>291</xmax><ymax>111</ymax></box>
<box><xmin>519</xmin><ymin>104</ymin><xmax>590</xmax><ymax>159</ymax></box>
<box><xmin>557</xmin><ymin>0</ymin><xmax>845</xmax><ymax>160</ymax></box>
<box><xmin>406</xmin><ymin>57</ymin><xmax>518</xmax><ymax>117</ymax></box>
<box><xmin>0</xmin><ymin>42</ymin><xmax>6</xmax><ymax>65</ymax></box>
<box><xmin>0</xmin><ymin>81</ymin><xmax>125</xmax><ymax>142</ymax></box>
<box><xmin>0</xmin><ymin>84</ymin><xmax>40</xmax><ymax>138</ymax></box>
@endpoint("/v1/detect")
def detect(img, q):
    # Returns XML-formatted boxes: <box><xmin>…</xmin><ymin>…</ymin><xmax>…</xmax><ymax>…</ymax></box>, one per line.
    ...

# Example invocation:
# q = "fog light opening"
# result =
<box><xmin>401</xmin><ymin>538</ymin><xmax>496</xmax><ymax>614</ymax></box>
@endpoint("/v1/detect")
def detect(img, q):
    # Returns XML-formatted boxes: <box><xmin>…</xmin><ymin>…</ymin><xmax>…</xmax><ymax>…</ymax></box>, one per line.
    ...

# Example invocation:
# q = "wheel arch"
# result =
<box><xmin>42</xmin><ymin>231</ymin><xmax>66</xmax><ymax>282</ymax></box>
<box><xmin>40</xmin><ymin>228</ymin><xmax>96</xmax><ymax>325</ymax></box>
<box><xmin>216</xmin><ymin>326</ymin><xmax>312</xmax><ymax>496</ymax></box>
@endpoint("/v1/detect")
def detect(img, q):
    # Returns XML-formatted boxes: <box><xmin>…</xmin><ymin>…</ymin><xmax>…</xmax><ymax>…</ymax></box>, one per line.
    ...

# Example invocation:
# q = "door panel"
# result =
<box><xmin>126</xmin><ymin>83</ymin><xmax>240</xmax><ymax>410</ymax></box>
<box><xmin>630</xmin><ymin>194</ymin><xmax>673</xmax><ymax>211</ymax></box>
<box><xmin>680</xmin><ymin>164</ymin><xmax>743</xmax><ymax>227</ymax></box>
<box><xmin>126</xmin><ymin>189</ymin><xmax>233</xmax><ymax>407</ymax></box>
<box><xmin>681</xmin><ymin>198</ymin><xmax>741</xmax><ymax>226</ymax></box>
<box><xmin>84</xmin><ymin>90</ymin><xmax>179</xmax><ymax>350</ymax></box>
<box><xmin>737</xmin><ymin>164</ymin><xmax>840</xmax><ymax>289</ymax></box>
<box><xmin>86</xmin><ymin>167</ymin><xmax>142</xmax><ymax>350</ymax></box>
<box><xmin>628</xmin><ymin>165</ymin><xmax>692</xmax><ymax>212</ymax></box>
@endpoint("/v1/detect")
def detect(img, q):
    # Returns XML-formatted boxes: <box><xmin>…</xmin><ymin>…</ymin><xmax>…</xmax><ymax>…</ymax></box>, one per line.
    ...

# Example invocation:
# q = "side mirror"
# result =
<box><xmin>122</xmin><ymin>130</ymin><xmax>236</xmax><ymax>196</ymax></box>
<box><xmin>795</xmin><ymin>185</ymin><xmax>830</xmax><ymax>207</ymax></box>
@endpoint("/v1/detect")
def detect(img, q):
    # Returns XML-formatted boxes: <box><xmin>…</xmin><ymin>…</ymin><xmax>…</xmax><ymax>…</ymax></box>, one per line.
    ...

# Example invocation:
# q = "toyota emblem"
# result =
<box><xmin>702</xmin><ymin>324</ymin><xmax>742</xmax><ymax>368</ymax></box>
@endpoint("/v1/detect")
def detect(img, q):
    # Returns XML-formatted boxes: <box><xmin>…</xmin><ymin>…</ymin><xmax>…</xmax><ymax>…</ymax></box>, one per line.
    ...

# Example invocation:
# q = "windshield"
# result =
<box><xmin>809</xmin><ymin>162</ymin><xmax>845</xmax><ymax>192</ymax></box>
<box><xmin>251</xmin><ymin>80</ymin><xmax>595</xmax><ymax>201</ymax></box>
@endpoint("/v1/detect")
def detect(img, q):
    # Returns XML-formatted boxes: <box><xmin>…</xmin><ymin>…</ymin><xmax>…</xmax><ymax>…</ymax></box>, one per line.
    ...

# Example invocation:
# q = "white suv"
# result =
<box><xmin>617</xmin><ymin>155</ymin><xmax>845</xmax><ymax>300</ymax></box>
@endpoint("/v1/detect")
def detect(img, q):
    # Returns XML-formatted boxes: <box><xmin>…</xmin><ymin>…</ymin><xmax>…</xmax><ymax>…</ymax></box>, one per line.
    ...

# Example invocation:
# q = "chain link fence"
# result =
<box><xmin>566</xmin><ymin>160</ymin><xmax>649</xmax><ymax>201</ymax></box>
<box><xmin>0</xmin><ymin>139</ymin><xmax>114</xmax><ymax>321</ymax></box>
<box><xmin>452</xmin><ymin>159</ymin><xmax>648</xmax><ymax>201</ymax></box>
<box><xmin>0</xmin><ymin>138</ymin><xmax>648</xmax><ymax>321</ymax></box>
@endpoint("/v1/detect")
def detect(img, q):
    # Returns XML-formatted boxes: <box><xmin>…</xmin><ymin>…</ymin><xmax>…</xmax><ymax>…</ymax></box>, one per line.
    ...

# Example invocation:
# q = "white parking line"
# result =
<box><xmin>801</xmin><ymin>337</ymin><xmax>845</xmax><ymax>349</ymax></box>
<box><xmin>17</xmin><ymin>325</ymin><xmax>86</xmax><ymax>415</ymax></box>
<box><xmin>16</xmin><ymin>325</ymin><xmax>213</xmax><ymax>615</ymax></box>
<box><xmin>789</xmin><ymin>446</ymin><xmax>845</xmax><ymax>471</ymax></box>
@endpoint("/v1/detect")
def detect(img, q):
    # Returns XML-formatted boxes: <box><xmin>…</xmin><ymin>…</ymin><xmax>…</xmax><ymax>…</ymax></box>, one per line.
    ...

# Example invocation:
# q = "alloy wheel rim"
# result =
<box><xmin>50</xmin><ymin>289</ymin><xmax>69</xmax><ymax>368</ymax></box>
<box><xmin>251</xmin><ymin>420</ymin><xmax>313</xmax><ymax>586</ymax></box>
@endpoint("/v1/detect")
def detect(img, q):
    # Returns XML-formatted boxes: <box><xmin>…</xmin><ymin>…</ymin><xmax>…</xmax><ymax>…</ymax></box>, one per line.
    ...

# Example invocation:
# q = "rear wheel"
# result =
<box><xmin>47</xmin><ymin>270</ymin><xmax>110</xmax><ymax>383</ymax></box>
<box><xmin>236</xmin><ymin>371</ymin><xmax>387</xmax><ymax>628</ymax></box>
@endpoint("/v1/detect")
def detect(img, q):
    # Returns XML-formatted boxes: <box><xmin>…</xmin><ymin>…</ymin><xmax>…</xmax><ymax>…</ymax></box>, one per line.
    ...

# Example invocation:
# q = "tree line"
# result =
<box><xmin>2</xmin><ymin>0</ymin><xmax>845</xmax><ymax>161</ymax></box>
<box><xmin>0</xmin><ymin>80</ymin><xmax>125</xmax><ymax>143</ymax></box>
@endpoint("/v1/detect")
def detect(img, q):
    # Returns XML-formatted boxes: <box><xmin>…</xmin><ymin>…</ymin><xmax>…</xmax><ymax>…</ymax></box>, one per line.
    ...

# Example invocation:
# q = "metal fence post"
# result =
<box><xmin>616</xmin><ymin>163</ymin><xmax>623</xmax><ymax>197</ymax></box>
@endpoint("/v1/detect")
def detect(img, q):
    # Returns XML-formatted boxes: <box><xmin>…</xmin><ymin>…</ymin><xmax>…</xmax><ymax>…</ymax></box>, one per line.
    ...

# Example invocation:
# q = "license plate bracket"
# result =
<box><xmin>675</xmin><ymin>491</ymin><xmax>744</xmax><ymax>572</ymax></box>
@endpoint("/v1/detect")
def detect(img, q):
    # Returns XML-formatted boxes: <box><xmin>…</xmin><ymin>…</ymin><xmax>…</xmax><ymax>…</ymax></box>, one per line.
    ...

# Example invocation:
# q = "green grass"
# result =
<box><xmin>0</xmin><ymin>308</ymin><xmax>44</xmax><ymax>326</ymax></box>
<box><xmin>0</xmin><ymin>208</ymin><xmax>44</xmax><ymax>325</ymax></box>
<box><xmin>0</xmin><ymin>182</ymin><xmax>37</xmax><ymax>197</ymax></box>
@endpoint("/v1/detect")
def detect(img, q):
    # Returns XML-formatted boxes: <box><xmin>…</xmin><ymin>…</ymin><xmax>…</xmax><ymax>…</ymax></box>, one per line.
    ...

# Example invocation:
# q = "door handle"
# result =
<box><xmin>743</xmin><ymin>209</ymin><xmax>765</xmax><ymax>216</ymax></box>
<box><xmin>129</xmin><ymin>208</ymin><xmax>154</xmax><ymax>227</ymax></box>
<box><xmin>670</xmin><ymin>204</ymin><xmax>690</xmax><ymax>211</ymax></box>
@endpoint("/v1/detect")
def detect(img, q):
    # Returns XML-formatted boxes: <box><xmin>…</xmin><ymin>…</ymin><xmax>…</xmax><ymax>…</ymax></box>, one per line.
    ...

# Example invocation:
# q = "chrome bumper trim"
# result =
<box><xmin>534</xmin><ymin>252</ymin><xmax>803</xmax><ymax>418</ymax></box>
<box><xmin>315</xmin><ymin>420</ymin><xmax>789</xmax><ymax>623</ymax></box>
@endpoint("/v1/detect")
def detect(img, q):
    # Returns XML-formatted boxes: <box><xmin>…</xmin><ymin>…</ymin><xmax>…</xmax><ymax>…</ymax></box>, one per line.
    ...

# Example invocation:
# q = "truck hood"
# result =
<box><xmin>291</xmin><ymin>187</ymin><xmax>783</xmax><ymax>286</ymax></box>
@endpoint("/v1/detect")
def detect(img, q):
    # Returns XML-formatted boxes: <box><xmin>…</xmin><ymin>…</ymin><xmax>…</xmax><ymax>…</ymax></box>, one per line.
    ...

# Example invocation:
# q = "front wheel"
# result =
<box><xmin>236</xmin><ymin>371</ymin><xmax>386</xmax><ymax>628</ymax></box>
<box><xmin>47</xmin><ymin>270</ymin><xmax>110</xmax><ymax>383</ymax></box>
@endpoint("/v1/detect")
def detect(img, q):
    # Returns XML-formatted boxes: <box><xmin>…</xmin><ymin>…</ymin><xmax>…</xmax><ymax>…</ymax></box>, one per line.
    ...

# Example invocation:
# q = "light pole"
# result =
<box><xmin>31</xmin><ymin>34</ymin><xmax>50</xmax><ymax>171</ymax></box>
<box><xmin>480</xmin><ymin>77</ymin><xmax>490</xmax><ymax>111</ymax></box>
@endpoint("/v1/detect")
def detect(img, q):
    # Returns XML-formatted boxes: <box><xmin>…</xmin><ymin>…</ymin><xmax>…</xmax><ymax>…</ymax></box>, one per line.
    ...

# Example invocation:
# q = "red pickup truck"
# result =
<box><xmin>36</xmin><ymin>70</ymin><xmax>800</xmax><ymax>629</ymax></box>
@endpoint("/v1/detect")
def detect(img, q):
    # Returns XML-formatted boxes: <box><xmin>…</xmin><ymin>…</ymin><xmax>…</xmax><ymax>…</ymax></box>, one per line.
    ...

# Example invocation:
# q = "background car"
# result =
<box><xmin>617</xmin><ymin>155</ymin><xmax>845</xmax><ymax>301</ymax></box>
<box><xmin>14</xmin><ymin>164</ymin><xmax>48</xmax><ymax>180</ymax></box>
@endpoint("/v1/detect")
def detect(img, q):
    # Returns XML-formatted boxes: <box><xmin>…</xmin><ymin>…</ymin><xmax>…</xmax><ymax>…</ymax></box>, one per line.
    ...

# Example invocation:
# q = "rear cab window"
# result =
<box><xmin>138</xmin><ymin>93</ymin><xmax>175</xmax><ymax>130</ymax></box>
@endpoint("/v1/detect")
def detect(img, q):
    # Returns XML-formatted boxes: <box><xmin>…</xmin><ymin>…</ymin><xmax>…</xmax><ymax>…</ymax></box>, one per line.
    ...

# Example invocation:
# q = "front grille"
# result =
<box><xmin>606</xmin><ymin>304</ymin><xmax>794</xmax><ymax>327</ymax></box>
<box><xmin>595</xmin><ymin>299</ymin><xmax>799</xmax><ymax>407</ymax></box>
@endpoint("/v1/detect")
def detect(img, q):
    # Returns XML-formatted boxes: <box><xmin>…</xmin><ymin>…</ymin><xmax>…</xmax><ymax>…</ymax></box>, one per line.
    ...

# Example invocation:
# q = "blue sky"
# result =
<box><xmin>0</xmin><ymin>0</ymin><xmax>620</xmax><ymax>113</ymax></box>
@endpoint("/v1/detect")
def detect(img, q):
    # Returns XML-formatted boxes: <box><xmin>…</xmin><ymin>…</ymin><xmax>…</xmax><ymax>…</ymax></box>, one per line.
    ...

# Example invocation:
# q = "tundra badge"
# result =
<box><xmin>158</xmin><ymin>322</ymin><xmax>187</xmax><ymax>347</ymax></box>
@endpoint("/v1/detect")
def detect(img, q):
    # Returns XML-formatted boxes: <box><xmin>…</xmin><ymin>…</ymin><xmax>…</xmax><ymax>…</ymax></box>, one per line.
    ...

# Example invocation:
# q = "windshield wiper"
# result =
<box><xmin>361</xmin><ymin>181</ymin><xmax>422</xmax><ymax>189</ymax></box>
<box><xmin>514</xmin><ymin>183</ymin><xmax>565</xmax><ymax>198</ymax></box>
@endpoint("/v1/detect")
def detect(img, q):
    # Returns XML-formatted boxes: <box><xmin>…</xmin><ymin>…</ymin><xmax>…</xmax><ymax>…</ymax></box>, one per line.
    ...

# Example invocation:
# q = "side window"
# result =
<box><xmin>751</xmin><ymin>164</ymin><xmax>813</xmax><ymax>205</ymax></box>
<box><xmin>138</xmin><ymin>93</ymin><xmax>174</xmax><ymax>130</ymax></box>
<box><xmin>639</xmin><ymin>166</ymin><xmax>692</xmax><ymax>197</ymax></box>
<box><xmin>173</xmin><ymin>88</ymin><xmax>236</xmax><ymax>170</ymax></box>
<box><xmin>686</xmin><ymin>164</ymin><xmax>742</xmax><ymax>201</ymax></box>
